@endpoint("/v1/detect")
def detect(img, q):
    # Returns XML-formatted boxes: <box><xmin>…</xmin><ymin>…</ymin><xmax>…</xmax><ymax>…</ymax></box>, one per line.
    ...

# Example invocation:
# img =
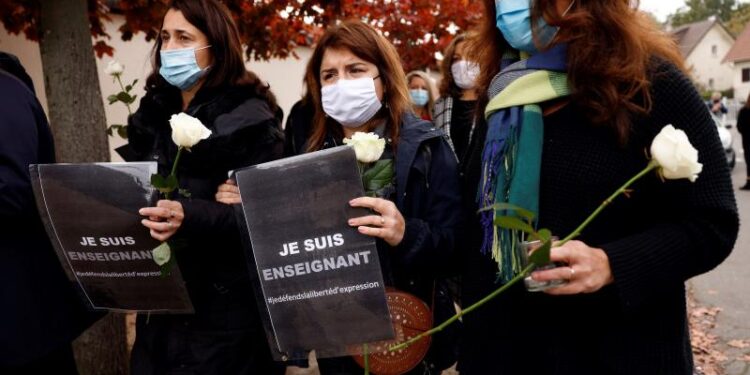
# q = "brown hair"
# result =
<box><xmin>406</xmin><ymin>70</ymin><xmax>438</xmax><ymax>117</ymax></box>
<box><xmin>471</xmin><ymin>0</ymin><xmax>686</xmax><ymax>143</ymax></box>
<box><xmin>146</xmin><ymin>0</ymin><xmax>275</xmax><ymax>106</ymax></box>
<box><xmin>439</xmin><ymin>34</ymin><xmax>470</xmax><ymax>98</ymax></box>
<box><xmin>305</xmin><ymin>20</ymin><xmax>411</xmax><ymax>152</ymax></box>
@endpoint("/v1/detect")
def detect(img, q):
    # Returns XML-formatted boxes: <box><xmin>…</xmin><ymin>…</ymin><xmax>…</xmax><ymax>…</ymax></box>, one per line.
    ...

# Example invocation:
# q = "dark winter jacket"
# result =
<box><xmin>458</xmin><ymin>61</ymin><xmax>739</xmax><ymax>375</ymax></box>
<box><xmin>0</xmin><ymin>68</ymin><xmax>98</xmax><ymax>366</ymax></box>
<box><xmin>126</xmin><ymin>83</ymin><xmax>284</xmax><ymax>375</ymax></box>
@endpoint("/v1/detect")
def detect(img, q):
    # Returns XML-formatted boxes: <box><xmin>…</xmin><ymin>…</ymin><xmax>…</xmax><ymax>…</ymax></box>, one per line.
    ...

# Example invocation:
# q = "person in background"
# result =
<box><xmin>737</xmin><ymin>92</ymin><xmax>750</xmax><ymax>190</ymax></box>
<box><xmin>708</xmin><ymin>91</ymin><xmax>728</xmax><ymax>117</ymax></box>
<box><xmin>406</xmin><ymin>70</ymin><xmax>438</xmax><ymax>121</ymax></box>
<box><xmin>457</xmin><ymin>0</ymin><xmax>739</xmax><ymax>374</ymax></box>
<box><xmin>128</xmin><ymin>1</ymin><xmax>285</xmax><ymax>373</ymax></box>
<box><xmin>0</xmin><ymin>53</ymin><xmax>99</xmax><ymax>375</ymax></box>
<box><xmin>433</xmin><ymin>34</ymin><xmax>480</xmax><ymax>164</ymax></box>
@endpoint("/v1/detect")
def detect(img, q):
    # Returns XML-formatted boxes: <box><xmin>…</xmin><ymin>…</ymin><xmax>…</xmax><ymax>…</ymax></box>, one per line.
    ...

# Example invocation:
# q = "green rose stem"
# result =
<box><xmin>164</xmin><ymin>147</ymin><xmax>184</xmax><ymax>199</ymax></box>
<box><xmin>114</xmin><ymin>74</ymin><xmax>133</xmax><ymax>115</ymax></box>
<box><xmin>363</xmin><ymin>344</ymin><xmax>369</xmax><ymax>375</ymax></box>
<box><xmin>390</xmin><ymin>160</ymin><xmax>660</xmax><ymax>352</ymax></box>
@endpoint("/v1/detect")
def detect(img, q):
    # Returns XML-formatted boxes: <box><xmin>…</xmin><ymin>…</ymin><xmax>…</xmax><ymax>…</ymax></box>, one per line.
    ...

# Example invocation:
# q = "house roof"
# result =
<box><xmin>724</xmin><ymin>22</ymin><xmax>750</xmax><ymax>63</ymax></box>
<box><xmin>671</xmin><ymin>19</ymin><xmax>731</xmax><ymax>58</ymax></box>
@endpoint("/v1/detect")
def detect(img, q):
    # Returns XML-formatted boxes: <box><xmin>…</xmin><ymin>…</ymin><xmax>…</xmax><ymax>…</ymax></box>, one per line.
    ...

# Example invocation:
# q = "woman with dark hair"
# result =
<box><xmin>457</xmin><ymin>0</ymin><xmax>738</xmax><ymax>374</ymax></box>
<box><xmin>737</xmin><ymin>92</ymin><xmax>750</xmax><ymax>190</ymax></box>
<box><xmin>217</xmin><ymin>19</ymin><xmax>463</xmax><ymax>374</ymax></box>
<box><xmin>128</xmin><ymin>0</ymin><xmax>284</xmax><ymax>373</ymax></box>
<box><xmin>432</xmin><ymin>34</ymin><xmax>480</xmax><ymax>163</ymax></box>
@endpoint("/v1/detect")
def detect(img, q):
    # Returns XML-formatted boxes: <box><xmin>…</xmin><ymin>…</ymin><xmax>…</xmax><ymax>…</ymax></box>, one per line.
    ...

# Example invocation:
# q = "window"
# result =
<box><xmin>743</xmin><ymin>68</ymin><xmax>750</xmax><ymax>83</ymax></box>
<box><xmin>712</xmin><ymin>45</ymin><xmax>718</xmax><ymax>56</ymax></box>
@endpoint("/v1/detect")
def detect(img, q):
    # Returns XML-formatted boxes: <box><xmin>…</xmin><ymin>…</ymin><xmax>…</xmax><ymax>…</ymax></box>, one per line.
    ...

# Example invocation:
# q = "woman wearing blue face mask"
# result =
<box><xmin>455</xmin><ymin>0</ymin><xmax>739</xmax><ymax>374</ymax></box>
<box><xmin>406</xmin><ymin>70</ymin><xmax>438</xmax><ymax>121</ymax></box>
<box><xmin>126</xmin><ymin>0</ymin><xmax>285</xmax><ymax>374</ymax></box>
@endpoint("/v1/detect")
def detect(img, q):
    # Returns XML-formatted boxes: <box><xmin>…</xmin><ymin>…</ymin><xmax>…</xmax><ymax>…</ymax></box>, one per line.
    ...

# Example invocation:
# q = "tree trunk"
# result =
<box><xmin>38</xmin><ymin>1</ymin><xmax>128</xmax><ymax>374</ymax></box>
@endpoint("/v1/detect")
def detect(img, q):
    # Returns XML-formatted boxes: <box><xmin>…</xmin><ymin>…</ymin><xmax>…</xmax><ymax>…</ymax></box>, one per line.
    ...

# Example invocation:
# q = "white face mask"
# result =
<box><xmin>451</xmin><ymin>60</ymin><xmax>480</xmax><ymax>90</ymax></box>
<box><xmin>321</xmin><ymin>77</ymin><xmax>382</xmax><ymax>128</ymax></box>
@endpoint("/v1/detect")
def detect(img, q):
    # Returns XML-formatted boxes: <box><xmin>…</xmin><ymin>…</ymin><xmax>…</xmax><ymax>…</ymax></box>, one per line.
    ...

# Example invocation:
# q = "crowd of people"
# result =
<box><xmin>1</xmin><ymin>0</ymin><xmax>744</xmax><ymax>374</ymax></box>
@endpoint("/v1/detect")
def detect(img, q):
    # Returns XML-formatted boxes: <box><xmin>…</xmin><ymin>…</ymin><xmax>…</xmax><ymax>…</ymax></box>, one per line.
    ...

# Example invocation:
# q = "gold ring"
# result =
<box><xmin>380</xmin><ymin>216</ymin><xmax>386</xmax><ymax>225</ymax></box>
<box><xmin>569</xmin><ymin>267</ymin><xmax>576</xmax><ymax>279</ymax></box>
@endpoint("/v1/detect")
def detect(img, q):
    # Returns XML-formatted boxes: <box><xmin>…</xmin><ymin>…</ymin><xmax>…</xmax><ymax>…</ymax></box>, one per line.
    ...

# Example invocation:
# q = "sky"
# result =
<box><xmin>639</xmin><ymin>0</ymin><xmax>750</xmax><ymax>22</ymax></box>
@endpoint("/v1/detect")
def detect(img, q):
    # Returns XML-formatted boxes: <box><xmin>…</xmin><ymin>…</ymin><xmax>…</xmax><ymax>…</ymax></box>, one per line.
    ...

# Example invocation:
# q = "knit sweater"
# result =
<box><xmin>457</xmin><ymin>61</ymin><xmax>739</xmax><ymax>374</ymax></box>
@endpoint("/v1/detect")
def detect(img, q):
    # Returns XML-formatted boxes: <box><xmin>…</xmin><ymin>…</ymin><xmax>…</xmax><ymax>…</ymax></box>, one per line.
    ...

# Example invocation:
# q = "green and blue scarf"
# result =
<box><xmin>478</xmin><ymin>44</ymin><xmax>570</xmax><ymax>283</ymax></box>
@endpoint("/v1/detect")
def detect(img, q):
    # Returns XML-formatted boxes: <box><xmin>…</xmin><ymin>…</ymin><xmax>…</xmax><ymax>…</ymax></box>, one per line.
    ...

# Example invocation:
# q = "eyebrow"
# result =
<box><xmin>320</xmin><ymin>62</ymin><xmax>368</xmax><ymax>75</ymax></box>
<box><xmin>161</xmin><ymin>29</ymin><xmax>193</xmax><ymax>37</ymax></box>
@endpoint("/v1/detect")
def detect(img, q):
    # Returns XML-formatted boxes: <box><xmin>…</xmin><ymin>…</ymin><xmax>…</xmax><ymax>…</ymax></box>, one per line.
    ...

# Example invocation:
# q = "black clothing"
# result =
<box><xmin>313</xmin><ymin>113</ymin><xmax>464</xmax><ymax>374</ymax></box>
<box><xmin>0</xmin><ymin>68</ymin><xmax>98</xmax><ymax>367</ymax></box>
<box><xmin>127</xmin><ymin>83</ymin><xmax>285</xmax><ymax>375</ymax></box>
<box><xmin>737</xmin><ymin>106</ymin><xmax>750</xmax><ymax>181</ymax></box>
<box><xmin>449</xmin><ymin>99</ymin><xmax>477</xmax><ymax>163</ymax></box>
<box><xmin>284</xmin><ymin>98</ymin><xmax>315</xmax><ymax>156</ymax></box>
<box><xmin>458</xmin><ymin>62</ymin><xmax>739</xmax><ymax>374</ymax></box>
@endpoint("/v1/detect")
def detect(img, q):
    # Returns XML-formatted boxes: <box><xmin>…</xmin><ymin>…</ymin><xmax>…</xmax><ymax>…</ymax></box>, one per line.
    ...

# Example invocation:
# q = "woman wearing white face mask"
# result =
<box><xmin>406</xmin><ymin>70</ymin><xmax>438</xmax><ymax>121</ymax></box>
<box><xmin>303</xmin><ymin>20</ymin><xmax>464</xmax><ymax>374</ymax></box>
<box><xmin>125</xmin><ymin>0</ymin><xmax>285</xmax><ymax>374</ymax></box>
<box><xmin>433</xmin><ymin>34</ymin><xmax>481</xmax><ymax>165</ymax></box>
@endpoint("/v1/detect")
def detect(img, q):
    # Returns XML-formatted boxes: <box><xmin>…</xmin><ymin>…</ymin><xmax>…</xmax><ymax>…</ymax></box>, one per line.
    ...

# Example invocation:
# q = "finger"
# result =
<box><xmin>349</xmin><ymin>197</ymin><xmax>390</xmax><ymax>214</ymax></box>
<box><xmin>544</xmin><ymin>282</ymin><xmax>582</xmax><ymax>295</ymax></box>
<box><xmin>141</xmin><ymin>219</ymin><xmax>177</xmax><ymax>232</ymax></box>
<box><xmin>549</xmin><ymin>245</ymin><xmax>576</xmax><ymax>264</ymax></box>
<box><xmin>531</xmin><ymin>266</ymin><xmax>574</xmax><ymax>283</ymax></box>
<box><xmin>357</xmin><ymin>225</ymin><xmax>386</xmax><ymax>239</ymax></box>
<box><xmin>139</xmin><ymin>207</ymin><xmax>171</xmax><ymax>219</ymax></box>
<box><xmin>217</xmin><ymin>184</ymin><xmax>239</xmax><ymax>194</ymax></box>
<box><xmin>225</xmin><ymin>179</ymin><xmax>237</xmax><ymax>186</ymax></box>
<box><xmin>149</xmin><ymin>229</ymin><xmax>171</xmax><ymax>242</ymax></box>
<box><xmin>348</xmin><ymin>215</ymin><xmax>386</xmax><ymax>227</ymax></box>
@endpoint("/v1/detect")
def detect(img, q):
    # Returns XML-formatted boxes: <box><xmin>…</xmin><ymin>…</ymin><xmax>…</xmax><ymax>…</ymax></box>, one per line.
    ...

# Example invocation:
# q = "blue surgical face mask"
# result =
<box><xmin>495</xmin><ymin>0</ymin><xmax>574</xmax><ymax>53</ymax></box>
<box><xmin>159</xmin><ymin>45</ymin><xmax>211</xmax><ymax>90</ymax></box>
<box><xmin>410</xmin><ymin>89</ymin><xmax>429</xmax><ymax>107</ymax></box>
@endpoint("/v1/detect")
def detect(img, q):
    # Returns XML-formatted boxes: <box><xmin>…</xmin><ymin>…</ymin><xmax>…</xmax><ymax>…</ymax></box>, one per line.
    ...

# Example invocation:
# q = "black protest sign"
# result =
<box><xmin>236</xmin><ymin>146</ymin><xmax>393</xmax><ymax>360</ymax></box>
<box><xmin>30</xmin><ymin>163</ymin><xmax>192</xmax><ymax>313</ymax></box>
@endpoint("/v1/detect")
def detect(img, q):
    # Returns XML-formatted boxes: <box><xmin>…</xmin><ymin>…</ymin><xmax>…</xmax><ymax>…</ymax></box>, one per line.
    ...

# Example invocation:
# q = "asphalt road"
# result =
<box><xmin>691</xmin><ymin>125</ymin><xmax>749</xmax><ymax>375</ymax></box>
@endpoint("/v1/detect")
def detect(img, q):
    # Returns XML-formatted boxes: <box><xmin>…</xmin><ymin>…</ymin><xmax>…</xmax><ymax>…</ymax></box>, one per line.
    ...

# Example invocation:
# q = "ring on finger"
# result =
<box><xmin>380</xmin><ymin>216</ymin><xmax>386</xmax><ymax>225</ymax></box>
<box><xmin>569</xmin><ymin>267</ymin><xmax>576</xmax><ymax>279</ymax></box>
<box><xmin>167</xmin><ymin>221</ymin><xmax>173</xmax><ymax>230</ymax></box>
<box><xmin>169</xmin><ymin>210</ymin><xmax>176</xmax><ymax>218</ymax></box>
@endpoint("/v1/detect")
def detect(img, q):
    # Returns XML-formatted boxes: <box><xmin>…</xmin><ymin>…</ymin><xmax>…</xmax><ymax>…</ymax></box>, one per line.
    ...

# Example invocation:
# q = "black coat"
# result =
<box><xmin>0</xmin><ymin>69</ymin><xmax>97</xmax><ymax>366</ymax></box>
<box><xmin>458</xmin><ymin>62</ymin><xmax>739</xmax><ymax>374</ymax></box>
<box><xmin>126</xmin><ymin>83</ymin><xmax>285</xmax><ymax>375</ymax></box>
<box><xmin>313</xmin><ymin>113</ymin><xmax>464</xmax><ymax>373</ymax></box>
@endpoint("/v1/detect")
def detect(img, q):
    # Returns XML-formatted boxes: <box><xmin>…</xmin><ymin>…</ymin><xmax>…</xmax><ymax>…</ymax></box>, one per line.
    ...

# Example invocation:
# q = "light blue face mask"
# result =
<box><xmin>495</xmin><ymin>0</ymin><xmax>574</xmax><ymax>53</ymax></box>
<box><xmin>159</xmin><ymin>45</ymin><xmax>211</xmax><ymax>90</ymax></box>
<box><xmin>410</xmin><ymin>89</ymin><xmax>429</xmax><ymax>107</ymax></box>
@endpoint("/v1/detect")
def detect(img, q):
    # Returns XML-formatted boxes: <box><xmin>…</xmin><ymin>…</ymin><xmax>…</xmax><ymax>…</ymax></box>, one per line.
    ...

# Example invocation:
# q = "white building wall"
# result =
<box><xmin>731</xmin><ymin>61</ymin><xmax>750</xmax><ymax>102</ymax></box>
<box><xmin>685</xmin><ymin>25</ymin><xmax>736</xmax><ymax>91</ymax></box>
<box><xmin>0</xmin><ymin>15</ymin><xmax>309</xmax><ymax>161</ymax></box>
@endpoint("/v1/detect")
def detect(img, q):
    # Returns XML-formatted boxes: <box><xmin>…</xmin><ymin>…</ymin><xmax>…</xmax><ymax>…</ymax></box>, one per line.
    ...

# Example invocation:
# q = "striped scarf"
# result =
<box><xmin>478</xmin><ymin>44</ymin><xmax>570</xmax><ymax>283</ymax></box>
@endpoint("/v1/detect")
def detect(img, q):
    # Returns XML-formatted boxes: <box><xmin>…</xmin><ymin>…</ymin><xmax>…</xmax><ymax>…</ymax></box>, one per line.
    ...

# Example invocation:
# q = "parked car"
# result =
<box><xmin>712</xmin><ymin>113</ymin><xmax>736</xmax><ymax>169</ymax></box>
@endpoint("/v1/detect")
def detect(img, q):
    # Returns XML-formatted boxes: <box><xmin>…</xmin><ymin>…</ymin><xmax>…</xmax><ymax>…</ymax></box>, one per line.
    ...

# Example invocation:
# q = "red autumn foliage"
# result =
<box><xmin>0</xmin><ymin>0</ymin><xmax>482</xmax><ymax>70</ymax></box>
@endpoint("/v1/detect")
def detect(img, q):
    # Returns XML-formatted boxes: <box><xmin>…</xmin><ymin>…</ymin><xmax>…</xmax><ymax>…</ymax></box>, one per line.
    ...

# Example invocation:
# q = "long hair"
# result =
<box><xmin>438</xmin><ymin>34</ymin><xmax>469</xmax><ymax>98</ymax></box>
<box><xmin>305</xmin><ymin>20</ymin><xmax>411</xmax><ymax>152</ymax></box>
<box><xmin>406</xmin><ymin>70</ymin><xmax>438</xmax><ymax>117</ymax></box>
<box><xmin>145</xmin><ymin>0</ymin><xmax>275</xmax><ymax>106</ymax></box>
<box><xmin>471</xmin><ymin>0</ymin><xmax>686</xmax><ymax>143</ymax></box>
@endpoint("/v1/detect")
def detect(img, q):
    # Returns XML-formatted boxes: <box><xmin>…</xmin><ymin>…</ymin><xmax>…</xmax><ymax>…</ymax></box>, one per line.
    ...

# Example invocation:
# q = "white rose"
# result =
<box><xmin>105</xmin><ymin>60</ymin><xmax>124</xmax><ymax>76</ymax></box>
<box><xmin>650</xmin><ymin>124</ymin><xmax>703</xmax><ymax>182</ymax></box>
<box><xmin>343</xmin><ymin>132</ymin><xmax>386</xmax><ymax>163</ymax></box>
<box><xmin>169</xmin><ymin>113</ymin><xmax>212</xmax><ymax>148</ymax></box>
<box><xmin>152</xmin><ymin>242</ymin><xmax>171</xmax><ymax>266</ymax></box>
